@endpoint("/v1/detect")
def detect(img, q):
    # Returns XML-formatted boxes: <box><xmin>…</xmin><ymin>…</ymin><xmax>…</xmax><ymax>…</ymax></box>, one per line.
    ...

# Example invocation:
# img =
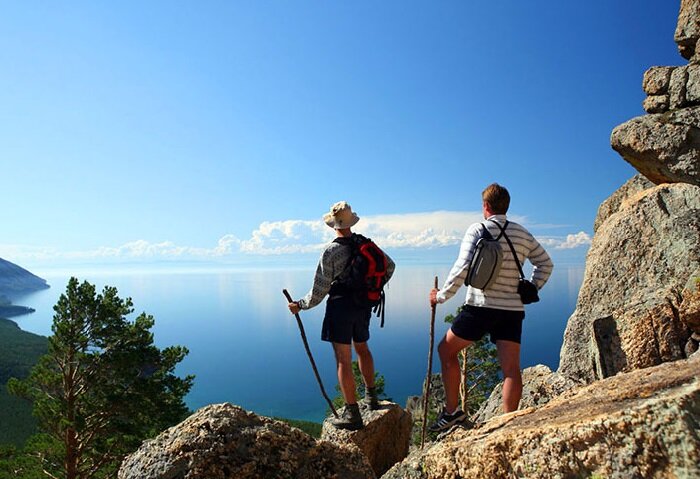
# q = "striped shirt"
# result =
<box><xmin>298</xmin><ymin>237</ymin><xmax>395</xmax><ymax>310</ymax></box>
<box><xmin>436</xmin><ymin>214</ymin><xmax>553</xmax><ymax>311</ymax></box>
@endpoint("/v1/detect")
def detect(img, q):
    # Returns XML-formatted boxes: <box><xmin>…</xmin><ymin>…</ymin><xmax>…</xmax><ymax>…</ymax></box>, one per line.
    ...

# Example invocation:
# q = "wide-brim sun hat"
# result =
<box><xmin>323</xmin><ymin>201</ymin><xmax>360</xmax><ymax>229</ymax></box>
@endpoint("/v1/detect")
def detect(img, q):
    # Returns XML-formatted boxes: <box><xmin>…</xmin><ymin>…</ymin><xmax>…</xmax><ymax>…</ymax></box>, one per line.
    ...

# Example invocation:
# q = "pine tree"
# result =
<box><xmin>8</xmin><ymin>278</ymin><xmax>194</xmax><ymax>479</ymax></box>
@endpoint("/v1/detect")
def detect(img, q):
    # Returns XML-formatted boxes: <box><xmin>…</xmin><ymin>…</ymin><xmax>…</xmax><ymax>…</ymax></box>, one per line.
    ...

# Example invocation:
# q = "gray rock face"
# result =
<box><xmin>473</xmin><ymin>365</ymin><xmax>576</xmax><ymax>424</ymax></box>
<box><xmin>118</xmin><ymin>403</ymin><xmax>375</xmax><ymax>479</ymax></box>
<box><xmin>321</xmin><ymin>402</ymin><xmax>412</xmax><ymax>478</ymax></box>
<box><xmin>593</xmin><ymin>174</ymin><xmax>654</xmax><ymax>233</ymax></box>
<box><xmin>611</xmin><ymin>106</ymin><xmax>700</xmax><ymax>186</ymax></box>
<box><xmin>676</xmin><ymin>0</ymin><xmax>700</xmax><ymax>60</ymax></box>
<box><xmin>558</xmin><ymin>183</ymin><xmax>699</xmax><ymax>384</ymax></box>
<box><xmin>384</xmin><ymin>354</ymin><xmax>700</xmax><ymax>479</ymax></box>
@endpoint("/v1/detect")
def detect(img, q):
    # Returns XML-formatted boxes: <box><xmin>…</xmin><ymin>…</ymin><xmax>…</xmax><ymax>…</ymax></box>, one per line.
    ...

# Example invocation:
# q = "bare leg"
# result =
<box><xmin>496</xmin><ymin>340</ymin><xmax>522</xmax><ymax>412</ymax></box>
<box><xmin>333</xmin><ymin>343</ymin><xmax>357</xmax><ymax>404</ymax></box>
<box><xmin>353</xmin><ymin>341</ymin><xmax>375</xmax><ymax>389</ymax></box>
<box><xmin>438</xmin><ymin>329</ymin><xmax>473</xmax><ymax>412</ymax></box>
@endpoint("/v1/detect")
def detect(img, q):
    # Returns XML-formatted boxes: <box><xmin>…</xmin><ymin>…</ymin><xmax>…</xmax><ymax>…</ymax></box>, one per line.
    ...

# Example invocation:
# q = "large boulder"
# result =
<box><xmin>611</xmin><ymin>106</ymin><xmax>700</xmax><ymax>185</ymax></box>
<box><xmin>383</xmin><ymin>354</ymin><xmax>700</xmax><ymax>479</ymax></box>
<box><xmin>118</xmin><ymin>403</ymin><xmax>375</xmax><ymax>479</ymax></box>
<box><xmin>321</xmin><ymin>402</ymin><xmax>412</xmax><ymax>478</ymax></box>
<box><xmin>473</xmin><ymin>365</ymin><xmax>576</xmax><ymax>424</ymax></box>
<box><xmin>558</xmin><ymin>182</ymin><xmax>699</xmax><ymax>384</ymax></box>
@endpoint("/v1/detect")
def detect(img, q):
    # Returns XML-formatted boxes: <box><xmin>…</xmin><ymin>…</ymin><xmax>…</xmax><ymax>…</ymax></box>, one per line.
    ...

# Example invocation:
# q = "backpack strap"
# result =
<box><xmin>491</xmin><ymin>221</ymin><xmax>525</xmax><ymax>280</ymax></box>
<box><xmin>373</xmin><ymin>290</ymin><xmax>386</xmax><ymax>328</ymax></box>
<box><xmin>484</xmin><ymin>220</ymin><xmax>506</xmax><ymax>241</ymax></box>
<box><xmin>332</xmin><ymin>234</ymin><xmax>358</xmax><ymax>280</ymax></box>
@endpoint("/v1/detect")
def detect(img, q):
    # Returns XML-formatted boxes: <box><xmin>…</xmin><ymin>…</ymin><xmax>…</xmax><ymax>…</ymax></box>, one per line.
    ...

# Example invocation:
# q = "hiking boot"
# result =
<box><xmin>428</xmin><ymin>408</ymin><xmax>467</xmax><ymax>432</ymax></box>
<box><xmin>361</xmin><ymin>387</ymin><xmax>381</xmax><ymax>411</ymax></box>
<box><xmin>331</xmin><ymin>403</ymin><xmax>363</xmax><ymax>430</ymax></box>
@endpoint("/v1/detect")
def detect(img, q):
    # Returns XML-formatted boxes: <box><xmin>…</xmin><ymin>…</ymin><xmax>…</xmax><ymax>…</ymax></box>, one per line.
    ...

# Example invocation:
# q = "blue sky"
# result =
<box><xmin>0</xmin><ymin>1</ymin><xmax>683</xmax><ymax>268</ymax></box>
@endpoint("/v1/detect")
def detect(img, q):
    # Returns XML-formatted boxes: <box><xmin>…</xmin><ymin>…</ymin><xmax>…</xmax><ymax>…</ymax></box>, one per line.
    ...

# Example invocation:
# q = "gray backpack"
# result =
<box><xmin>466</xmin><ymin>221</ymin><xmax>507</xmax><ymax>290</ymax></box>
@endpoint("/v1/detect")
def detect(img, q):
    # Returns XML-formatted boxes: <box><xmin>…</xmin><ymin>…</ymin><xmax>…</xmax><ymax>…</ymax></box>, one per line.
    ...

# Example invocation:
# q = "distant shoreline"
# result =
<box><xmin>0</xmin><ymin>305</ymin><xmax>36</xmax><ymax>318</ymax></box>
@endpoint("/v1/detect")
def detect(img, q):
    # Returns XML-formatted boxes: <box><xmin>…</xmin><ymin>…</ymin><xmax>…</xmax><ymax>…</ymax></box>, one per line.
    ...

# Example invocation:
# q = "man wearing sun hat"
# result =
<box><xmin>288</xmin><ymin>201</ymin><xmax>395</xmax><ymax>430</ymax></box>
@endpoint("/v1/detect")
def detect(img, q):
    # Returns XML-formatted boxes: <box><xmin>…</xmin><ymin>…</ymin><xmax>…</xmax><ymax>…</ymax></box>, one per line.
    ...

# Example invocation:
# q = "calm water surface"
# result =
<box><xmin>9</xmin><ymin>263</ymin><xmax>584</xmax><ymax>422</ymax></box>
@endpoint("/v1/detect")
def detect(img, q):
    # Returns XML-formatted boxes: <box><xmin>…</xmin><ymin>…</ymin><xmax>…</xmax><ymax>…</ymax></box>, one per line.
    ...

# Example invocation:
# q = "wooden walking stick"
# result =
<box><xmin>283</xmin><ymin>289</ymin><xmax>339</xmax><ymax>418</ymax></box>
<box><xmin>420</xmin><ymin>276</ymin><xmax>438</xmax><ymax>448</ymax></box>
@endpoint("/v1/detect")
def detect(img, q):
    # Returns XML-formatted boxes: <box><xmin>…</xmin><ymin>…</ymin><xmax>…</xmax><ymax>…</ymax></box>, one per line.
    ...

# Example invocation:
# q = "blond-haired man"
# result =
<box><xmin>429</xmin><ymin>183</ymin><xmax>553</xmax><ymax>431</ymax></box>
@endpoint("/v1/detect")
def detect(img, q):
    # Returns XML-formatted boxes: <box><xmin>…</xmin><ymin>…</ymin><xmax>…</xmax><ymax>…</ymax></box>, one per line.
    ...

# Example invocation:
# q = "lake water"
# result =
<box><xmin>7</xmin><ymin>263</ymin><xmax>584</xmax><ymax>423</ymax></box>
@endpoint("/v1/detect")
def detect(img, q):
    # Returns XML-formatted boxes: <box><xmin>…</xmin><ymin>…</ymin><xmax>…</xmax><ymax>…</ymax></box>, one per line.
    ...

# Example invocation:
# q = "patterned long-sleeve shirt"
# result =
<box><xmin>436</xmin><ymin>214</ymin><xmax>553</xmax><ymax>311</ymax></box>
<box><xmin>298</xmin><ymin>237</ymin><xmax>395</xmax><ymax>310</ymax></box>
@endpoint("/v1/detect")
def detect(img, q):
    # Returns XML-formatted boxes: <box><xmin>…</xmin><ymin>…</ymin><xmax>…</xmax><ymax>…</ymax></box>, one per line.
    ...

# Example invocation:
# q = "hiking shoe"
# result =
<box><xmin>331</xmin><ymin>404</ymin><xmax>363</xmax><ymax>430</ymax></box>
<box><xmin>428</xmin><ymin>408</ymin><xmax>467</xmax><ymax>432</ymax></box>
<box><xmin>361</xmin><ymin>387</ymin><xmax>381</xmax><ymax>411</ymax></box>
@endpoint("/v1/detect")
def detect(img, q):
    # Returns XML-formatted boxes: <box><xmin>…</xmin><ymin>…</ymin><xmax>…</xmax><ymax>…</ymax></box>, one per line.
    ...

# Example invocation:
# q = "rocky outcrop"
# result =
<box><xmin>0</xmin><ymin>258</ymin><xmax>49</xmax><ymax>295</ymax></box>
<box><xmin>473</xmin><ymin>365</ymin><xmax>576</xmax><ymax>424</ymax></box>
<box><xmin>383</xmin><ymin>354</ymin><xmax>700</xmax><ymax>479</ymax></box>
<box><xmin>118</xmin><ymin>403</ymin><xmax>375</xmax><ymax>479</ymax></box>
<box><xmin>611</xmin><ymin>1</ymin><xmax>700</xmax><ymax>185</ymax></box>
<box><xmin>559</xmin><ymin>183</ymin><xmax>699</xmax><ymax>383</ymax></box>
<box><xmin>676</xmin><ymin>0</ymin><xmax>700</xmax><ymax>60</ymax></box>
<box><xmin>569</xmin><ymin>0</ymin><xmax>700</xmax><ymax>385</ymax></box>
<box><xmin>321</xmin><ymin>402</ymin><xmax>413</xmax><ymax>478</ymax></box>
<box><xmin>611</xmin><ymin>106</ymin><xmax>700</xmax><ymax>185</ymax></box>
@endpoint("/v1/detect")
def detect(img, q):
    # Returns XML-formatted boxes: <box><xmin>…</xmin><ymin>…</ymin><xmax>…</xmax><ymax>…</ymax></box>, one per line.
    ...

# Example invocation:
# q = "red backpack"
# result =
<box><xmin>333</xmin><ymin>234</ymin><xmax>388</xmax><ymax>326</ymax></box>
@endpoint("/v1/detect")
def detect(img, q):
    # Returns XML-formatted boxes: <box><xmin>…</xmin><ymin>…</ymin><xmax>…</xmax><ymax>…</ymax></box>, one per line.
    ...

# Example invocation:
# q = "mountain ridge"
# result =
<box><xmin>0</xmin><ymin>257</ymin><xmax>49</xmax><ymax>296</ymax></box>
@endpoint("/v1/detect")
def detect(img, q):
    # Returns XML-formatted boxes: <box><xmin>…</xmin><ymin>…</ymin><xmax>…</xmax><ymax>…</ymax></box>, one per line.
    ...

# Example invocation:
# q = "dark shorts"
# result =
<box><xmin>322</xmin><ymin>296</ymin><xmax>371</xmax><ymax>345</ymax></box>
<box><xmin>451</xmin><ymin>305</ymin><xmax>525</xmax><ymax>344</ymax></box>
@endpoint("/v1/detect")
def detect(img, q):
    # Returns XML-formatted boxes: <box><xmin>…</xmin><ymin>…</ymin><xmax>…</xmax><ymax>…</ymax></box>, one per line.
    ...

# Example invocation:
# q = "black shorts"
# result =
<box><xmin>451</xmin><ymin>305</ymin><xmax>525</xmax><ymax>344</ymax></box>
<box><xmin>322</xmin><ymin>296</ymin><xmax>371</xmax><ymax>345</ymax></box>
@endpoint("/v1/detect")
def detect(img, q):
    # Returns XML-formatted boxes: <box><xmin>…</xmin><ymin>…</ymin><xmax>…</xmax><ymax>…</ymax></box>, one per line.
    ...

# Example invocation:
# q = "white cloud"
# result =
<box><xmin>236</xmin><ymin>211</ymin><xmax>491</xmax><ymax>254</ymax></box>
<box><xmin>0</xmin><ymin>237</ymin><xmax>242</xmax><ymax>262</ymax></box>
<box><xmin>239</xmin><ymin>220</ymin><xmax>333</xmax><ymax>255</ymax></box>
<box><xmin>0</xmin><ymin>212</ymin><xmax>592</xmax><ymax>263</ymax></box>
<box><xmin>213</xmin><ymin>235</ymin><xmax>242</xmax><ymax>255</ymax></box>
<box><xmin>538</xmin><ymin>231</ymin><xmax>592</xmax><ymax>250</ymax></box>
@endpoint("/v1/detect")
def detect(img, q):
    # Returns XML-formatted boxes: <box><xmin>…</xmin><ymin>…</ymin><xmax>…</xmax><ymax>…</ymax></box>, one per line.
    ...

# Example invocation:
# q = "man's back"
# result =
<box><xmin>465</xmin><ymin>217</ymin><xmax>552</xmax><ymax>311</ymax></box>
<box><xmin>437</xmin><ymin>214</ymin><xmax>553</xmax><ymax>311</ymax></box>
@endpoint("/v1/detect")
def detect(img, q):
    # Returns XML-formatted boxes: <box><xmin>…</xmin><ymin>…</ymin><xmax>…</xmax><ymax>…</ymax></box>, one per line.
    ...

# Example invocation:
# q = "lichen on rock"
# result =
<box><xmin>118</xmin><ymin>403</ymin><xmax>375</xmax><ymax>479</ymax></box>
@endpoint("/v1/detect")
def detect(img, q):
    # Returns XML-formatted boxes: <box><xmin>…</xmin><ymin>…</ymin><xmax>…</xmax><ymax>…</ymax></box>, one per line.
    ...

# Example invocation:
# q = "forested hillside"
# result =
<box><xmin>0</xmin><ymin>318</ymin><xmax>47</xmax><ymax>446</ymax></box>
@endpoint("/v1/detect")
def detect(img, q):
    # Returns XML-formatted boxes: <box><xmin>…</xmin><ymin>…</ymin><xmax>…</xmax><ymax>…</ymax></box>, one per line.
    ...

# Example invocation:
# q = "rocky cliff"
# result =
<box><xmin>559</xmin><ymin>0</ymin><xmax>700</xmax><ymax>385</ymax></box>
<box><xmin>558</xmin><ymin>180</ymin><xmax>699</xmax><ymax>383</ymax></box>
